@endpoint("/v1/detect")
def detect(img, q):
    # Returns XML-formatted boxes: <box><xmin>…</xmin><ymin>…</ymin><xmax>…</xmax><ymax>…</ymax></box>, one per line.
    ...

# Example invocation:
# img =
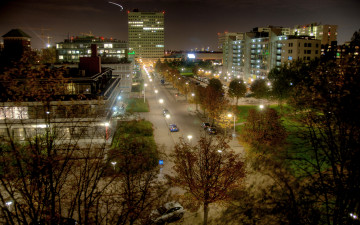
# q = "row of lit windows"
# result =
<box><xmin>58</xmin><ymin>54</ymin><xmax>125</xmax><ymax>59</ymax></box>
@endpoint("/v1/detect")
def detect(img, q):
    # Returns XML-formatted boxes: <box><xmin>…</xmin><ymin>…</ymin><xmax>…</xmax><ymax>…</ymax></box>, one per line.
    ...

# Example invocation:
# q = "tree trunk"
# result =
<box><xmin>203</xmin><ymin>202</ymin><xmax>209</xmax><ymax>225</ymax></box>
<box><xmin>236</xmin><ymin>97</ymin><xmax>239</xmax><ymax>106</ymax></box>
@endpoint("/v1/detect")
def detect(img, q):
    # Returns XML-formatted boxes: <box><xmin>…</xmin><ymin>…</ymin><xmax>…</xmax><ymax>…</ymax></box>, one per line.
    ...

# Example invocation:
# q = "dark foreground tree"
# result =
<box><xmin>228</xmin><ymin>79</ymin><xmax>247</xmax><ymax>106</ymax></box>
<box><xmin>289</xmin><ymin>58</ymin><xmax>360</xmax><ymax>225</ymax></box>
<box><xmin>169</xmin><ymin>136</ymin><xmax>245</xmax><ymax>225</ymax></box>
<box><xmin>250</xmin><ymin>79</ymin><xmax>269</xmax><ymax>99</ymax></box>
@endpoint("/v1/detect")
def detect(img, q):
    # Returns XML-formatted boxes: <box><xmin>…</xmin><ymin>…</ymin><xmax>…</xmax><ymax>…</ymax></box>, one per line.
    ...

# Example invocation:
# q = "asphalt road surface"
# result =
<box><xmin>139</xmin><ymin>70</ymin><xmax>244</xmax><ymax>180</ymax></box>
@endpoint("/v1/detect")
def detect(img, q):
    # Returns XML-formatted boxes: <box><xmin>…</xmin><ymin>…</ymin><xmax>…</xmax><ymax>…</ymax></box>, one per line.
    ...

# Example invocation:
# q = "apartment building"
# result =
<box><xmin>221</xmin><ymin>26</ymin><xmax>321</xmax><ymax>81</ymax></box>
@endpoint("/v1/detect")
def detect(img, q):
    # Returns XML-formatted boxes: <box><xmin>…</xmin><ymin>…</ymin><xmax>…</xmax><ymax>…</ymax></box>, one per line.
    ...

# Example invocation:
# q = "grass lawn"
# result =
<box><xmin>125</xmin><ymin>98</ymin><xmax>149</xmax><ymax>112</ymax></box>
<box><xmin>234</xmin><ymin>103</ymin><xmax>317</xmax><ymax>177</ymax></box>
<box><xmin>180</xmin><ymin>72</ymin><xmax>193</xmax><ymax>76</ymax></box>
<box><xmin>108</xmin><ymin>120</ymin><xmax>159</xmax><ymax>174</ymax></box>
<box><xmin>112</xmin><ymin>120</ymin><xmax>155</xmax><ymax>147</ymax></box>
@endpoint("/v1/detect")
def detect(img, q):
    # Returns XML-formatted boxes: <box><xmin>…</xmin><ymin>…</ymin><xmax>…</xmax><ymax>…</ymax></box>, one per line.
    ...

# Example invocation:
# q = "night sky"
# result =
<box><xmin>1</xmin><ymin>0</ymin><xmax>360</xmax><ymax>50</ymax></box>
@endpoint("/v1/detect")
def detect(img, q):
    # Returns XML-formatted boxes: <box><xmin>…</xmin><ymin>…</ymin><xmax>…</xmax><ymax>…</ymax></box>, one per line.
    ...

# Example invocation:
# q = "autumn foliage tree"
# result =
<box><xmin>240</xmin><ymin>107</ymin><xmax>287</xmax><ymax>152</ymax></box>
<box><xmin>169</xmin><ymin>136</ymin><xmax>245</xmax><ymax>225</ymax></box>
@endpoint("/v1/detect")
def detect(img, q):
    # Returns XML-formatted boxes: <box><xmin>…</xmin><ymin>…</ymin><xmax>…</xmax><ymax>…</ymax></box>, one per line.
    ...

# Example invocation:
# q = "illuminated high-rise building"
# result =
<box><xmin>291</xmin><ymin>23</ymin><xmax>337</xmax><ymax>45</ymax></box>
<box><xmin>128</xmin><ymin>9</ymin><xmax>165</xmax><ymax>60</ymax></box>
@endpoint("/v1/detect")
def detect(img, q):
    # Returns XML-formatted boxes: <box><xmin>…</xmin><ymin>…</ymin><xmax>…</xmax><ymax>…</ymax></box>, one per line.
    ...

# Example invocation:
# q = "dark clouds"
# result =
<box><xmin>1</xmin><ymin>0</ymin><xmax>359</xmax><ymax>50</ymax></box>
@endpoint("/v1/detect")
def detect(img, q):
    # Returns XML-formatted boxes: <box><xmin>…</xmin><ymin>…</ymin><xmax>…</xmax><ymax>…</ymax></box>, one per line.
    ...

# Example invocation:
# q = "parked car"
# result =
<box><xmin>207</xmin><ymin>126</ymin><xmax>217</xmax><ymax>135</ymax></box>
<box><xmin>150</xmin><ymin>202</ymin><xmax>185</xmax><ymax>225</ymax></box>
<box><xmin>163</xmin><ymin>109</ymin><xmax>170</xmax><ymax>117</ymax></box>
<box><xmin>201</xmin><ymin>122</ymin><xmax>211</xmax><ymax>130</ymax></box>
<box><xmin>169</xmin><ymin>124</ymin><xmax>179</xmax><ymax>132</ymax></box>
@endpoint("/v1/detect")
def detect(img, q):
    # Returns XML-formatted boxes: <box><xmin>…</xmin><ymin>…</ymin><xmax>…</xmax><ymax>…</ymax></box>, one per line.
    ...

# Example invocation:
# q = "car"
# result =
<box><xmin>150</xmin><ymin>202</ymin><xmax>185</xmax><ymax>225</ymax></box>
<box><xmin>207</xmin><ymin>126</ymin><xmax>217</xmax><ymax>135</ymax></box>
<box><xmin>163</xmin><ymin>109</ymin><xmax>170</xmax><ymax>117</ymax></box>
<box><xmin>169</xmin><ymin>124</ymin><xmax>179</xmax><ymax>132</ymax></box>
<box><xmin>201</xmin><ymin>122</ymin><xmax>211</xmax><ymax>130</ymax></box>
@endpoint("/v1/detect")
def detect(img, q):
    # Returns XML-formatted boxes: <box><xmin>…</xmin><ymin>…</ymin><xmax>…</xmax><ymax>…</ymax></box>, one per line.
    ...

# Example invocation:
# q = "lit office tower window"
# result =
<box><xmin>128</xmin><ymin>10</ymin><xmax>165</xmax><ymax>59</ymax></box>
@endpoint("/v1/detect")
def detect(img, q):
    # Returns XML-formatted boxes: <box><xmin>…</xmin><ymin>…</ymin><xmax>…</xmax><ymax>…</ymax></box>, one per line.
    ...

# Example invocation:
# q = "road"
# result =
<box><xmin>138</xmin><ymin>70</ymin><xmax>244</xmax><ymax>180</ymax></box>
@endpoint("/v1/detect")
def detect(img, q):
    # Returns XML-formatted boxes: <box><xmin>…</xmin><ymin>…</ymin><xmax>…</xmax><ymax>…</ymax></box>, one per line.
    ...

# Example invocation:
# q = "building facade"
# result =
<box><xmin>1</xmin><ymin>29</ymin><xmax>31</xmax><ymax>61</ymax></box>
<box><xmin>55</xmin><ymin>35</ymin><xmax>128</xmax><ymax>63</ymax></box>
<box><xmin>0</xmin><ymin>66</ymin><xmax>122</xmax><ymax>145</ymax></box>
<box><xmin>128</xmin><ymin>10</ymin><xmax>165</xmax><ymax>60</ymax></box>
<box><xmin>221</xmin><ymin>26</ymin><xmax>321</xmax><ymax>81</ymax></box>
<box><xmin>291</xmin><ymin>23</ymin><xmax>338</xmax><ymax>45</ymax></box>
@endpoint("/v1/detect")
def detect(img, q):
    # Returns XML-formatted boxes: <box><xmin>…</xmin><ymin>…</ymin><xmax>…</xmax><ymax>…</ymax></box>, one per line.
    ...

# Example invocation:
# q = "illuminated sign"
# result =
<box><xmin>128</xmin><ymin>51</ymin><xmax>135</xmax><ymax>55</ymax></box>
<box><xmin>188</xmin><ymin>53</ymin><xmax>196</xmax><ymax>59</ymax></box>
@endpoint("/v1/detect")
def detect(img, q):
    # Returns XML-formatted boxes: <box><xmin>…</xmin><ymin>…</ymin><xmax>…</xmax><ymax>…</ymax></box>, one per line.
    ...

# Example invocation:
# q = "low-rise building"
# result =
<box><xmin>55</xmin><ymin>34</ymin><xmax>128</xmax><ymax>63</ymax></box>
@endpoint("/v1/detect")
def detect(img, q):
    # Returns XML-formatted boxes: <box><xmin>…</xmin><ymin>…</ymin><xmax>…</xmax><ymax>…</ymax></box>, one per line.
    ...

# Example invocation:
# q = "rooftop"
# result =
<box><xmin>2</xmin><ymin>29</ymin><xmax>31</xmax><ymax>38</ymax></box>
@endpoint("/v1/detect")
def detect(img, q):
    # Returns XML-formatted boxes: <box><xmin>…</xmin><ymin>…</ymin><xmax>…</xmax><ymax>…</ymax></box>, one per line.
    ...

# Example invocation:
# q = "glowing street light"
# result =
<box><xmin>111</xmin><ymin>161</ymin><xmax>117</xmax><ymax>170</ymax></box>
<box><xmin>165</xmin><ymin>114</ymin><xmax>170</xmax><ymax>119</ymax></box>
<box><xmin>154</xmin><ymin>89</ymin><xmax>158</xmax><ymax>94</ymax></box>
<box><xmin>143</xmin><ymin>83</ymin><xmax>148</xmax><ymax>103</ymax></box>
<box><xmin>227</xmin><ymin>113</ymin><xmax>236</xmax><ymax>134</ymax></box>
<box><xmin>159</xmin><ymin>99</ymin><xmax>164</xmax><ymax>104</ymax></box>
<box><xmin>259</xmin><ymin>104</ymin><xmax>264</xmax><ymax>110</ymax></box>
<box><xmin>187</xmin><ymin>135</ymin><xmax>193</xmax><ymax>143</ymax></box>
<box><xmin>105</xmin><ymin>122</ymin><xmax>110</xmax><ymax>140</ymax></box>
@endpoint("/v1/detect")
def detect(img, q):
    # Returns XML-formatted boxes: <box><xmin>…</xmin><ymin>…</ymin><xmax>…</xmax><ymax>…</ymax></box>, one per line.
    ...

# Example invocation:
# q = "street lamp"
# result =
<box><xmin>6</xmin><ymin>201</ymin><xmax>13</xmax><ymax>211</ymax></box>
<box><xmin>154</xmin><ymin>89</ymin><xmax>158</xmax><ymax>94</ymax></box>
<box><xmin>187</xmin><ymin>135</ymin><xmax>192</xmax><ymax>143</ymax></box>
<box><xmin>143</xmin><ymin>83</ymin><xmax>148</xmax><ymax>103</ymax></box>
<box><xmin>111</xmin><ymin>161</ymin><xmax>117</xmax><ymax>170</ymax></box>
<box><xmin>228</xmin><ymin>113</ymin><xmax>236</xmax><ymax>135</ymax></box>
<box><xmin>165</xmin><ymin>114</ymin><xmax>170</xmax><ymax>119</ymax></box>
<box><xmin>259</xmin><ymin>104</ymin><xmax>264</xmax><ymax>110</ymax></box>
<box><xmin>104</xmin><ymin>122</ymin><xmax>110</xmax><ymax>140</ymax></box>
<box><xmin>159</xmin><ymin>98</ymin><xmax>164</xmax><ymax>104</ymax></box>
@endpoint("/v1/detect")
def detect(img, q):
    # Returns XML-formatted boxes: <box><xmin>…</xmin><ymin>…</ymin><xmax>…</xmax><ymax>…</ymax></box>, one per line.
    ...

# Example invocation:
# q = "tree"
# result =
<box><xmin>40</xmin><ymin>47</ymin><xmax>56</xmax><ymax>64</ymax></box>
<box><xmin>228</xmin><ymin>79</ymin><xmax>247</xmax><ymax>106</ymax></box>
<box><xmin>268</xmin><ymin>59</ymin><xmax>319</xmax><ymax>106</ymax></box>
<box><xmin>240</xmin><ymin>107</ymin><xmax>287</xmax><ymax>152</ymax></box>
<box><xmin>208</xmin><ymin>78</ymin><xmax>223</xmax><ymax>95</ymax></box>
<box><xmin>0</xmin><ymin>56</ymin><xmax>164</xmax><ymax>224</ymax></box>
<box><xmin>169</xmin><ymin>136</ymin><xmax>245</xmax><ymax>225</ymax></box>
<box><xmin>288</xmin><ymin>59</ymin><xmax>360</xmax><ymax>225</ymax></box>
<box><xmin>250</xmin><ymin>79</ymin><xmax>269</xmax><ymax>99</ymax></box>
<box><xmin>350</xmin><ymin>28</ymin><xmax>360</xmax><ymax>46</ymax></box>
<box><xmin>203</xmin><ymin>85</ymin><xmax>229</xmax><ymax>125</ymax></box>
<box><xmin>105</xmin><ymin>136</ymin><xmax>166</xmax><ymax>225</ymax></box>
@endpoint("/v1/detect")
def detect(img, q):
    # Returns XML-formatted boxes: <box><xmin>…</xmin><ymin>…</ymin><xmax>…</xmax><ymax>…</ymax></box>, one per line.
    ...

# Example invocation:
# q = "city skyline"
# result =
<box><xmin>1</xmin><ymin>0</ymin><xmax>360</xmax><ymax>50</ymax></box>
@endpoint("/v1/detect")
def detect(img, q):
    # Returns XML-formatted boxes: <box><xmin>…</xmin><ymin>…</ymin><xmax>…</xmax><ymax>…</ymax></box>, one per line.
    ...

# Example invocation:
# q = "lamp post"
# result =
<box><xmin>187</xmin><ymin>135</ymin><xmax>192</xmax><ymax>144</ymax></box>
<box><xmin>104</xmin><ymin>122</ymin><xmax>110</xmax><ymax>140</ymax></box>
<box><xmin>6</xmin><ymin>201</ymin><xmax>13</xmax><ymax>210</ymax></box>
<box><xmin>192</xmin><ymin>93</ymin><xmax>198</xmax><ymax>111</ymax></box>
<box><xmin>143</xmin><ymin>83</ymin><xmax>148</xmax><ymax>103</ymax></box>
<box><xmin>111</xmin><ymin>161</ymin><xmax>117</xmax><ymax>170</ymax></box>
<box><xmin>227</xmin><ymin>113</ymin><xmax>236</xmax><ymax>136</ymax></box>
